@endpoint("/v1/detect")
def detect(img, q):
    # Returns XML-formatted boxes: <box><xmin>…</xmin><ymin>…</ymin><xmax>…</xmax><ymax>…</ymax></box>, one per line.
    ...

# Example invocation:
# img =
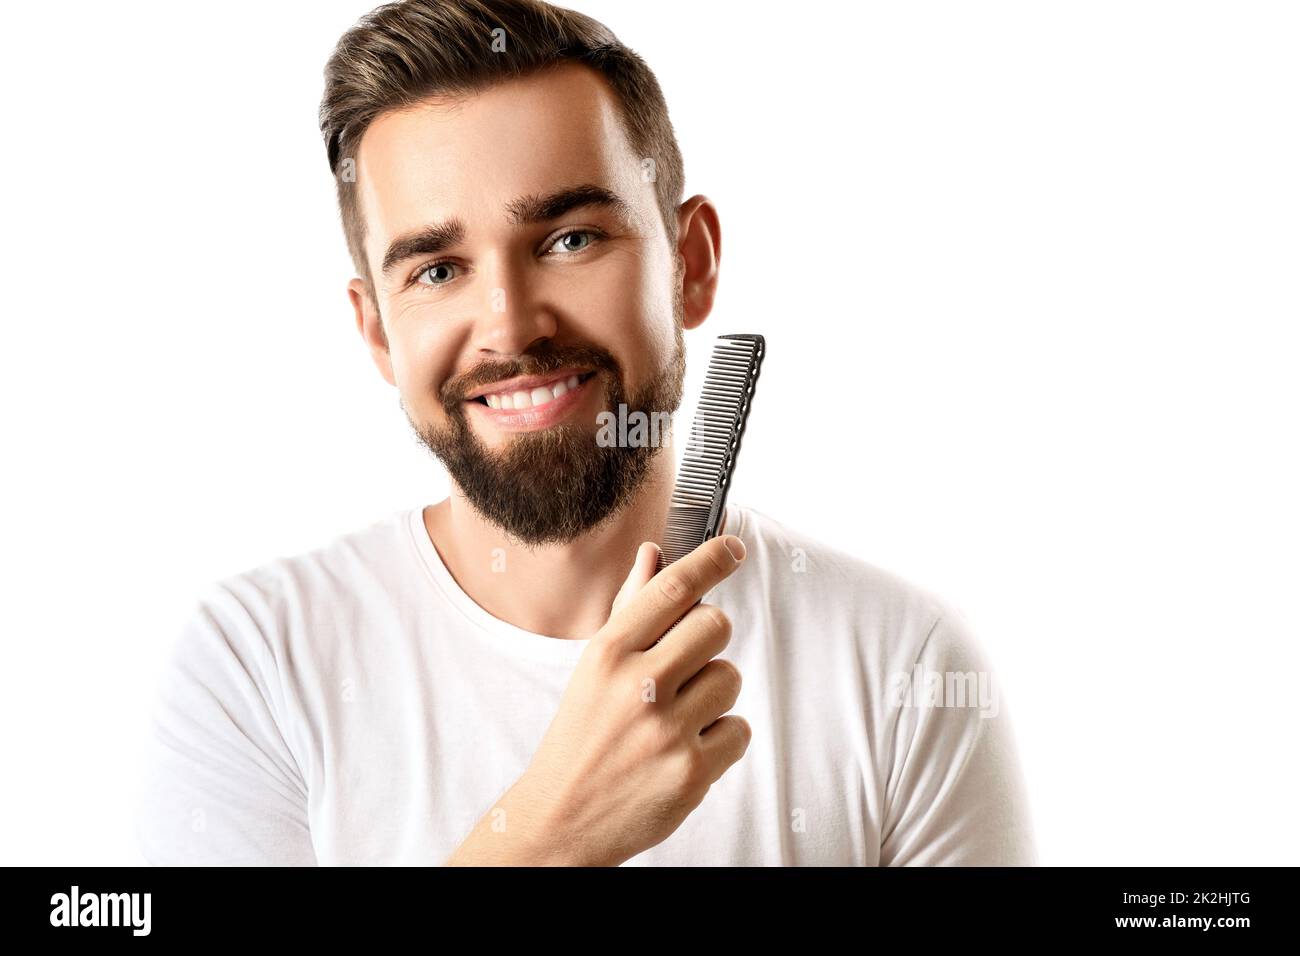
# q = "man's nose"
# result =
<box><xmin>471</xmin><ymin>256</ymin><xmax>559</xmax><ymax>354</ymax></box>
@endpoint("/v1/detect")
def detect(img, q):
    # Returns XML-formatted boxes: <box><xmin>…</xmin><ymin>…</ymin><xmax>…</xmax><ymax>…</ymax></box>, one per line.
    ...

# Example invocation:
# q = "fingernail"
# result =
<box><xmin>723</xmin><ymin>535</ymin><xmax>746</xmax><ymax>560</ymax></box>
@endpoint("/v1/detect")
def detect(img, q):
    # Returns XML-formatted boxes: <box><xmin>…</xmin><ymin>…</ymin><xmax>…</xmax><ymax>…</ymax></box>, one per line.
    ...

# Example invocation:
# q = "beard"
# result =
<box><xmin>405</xmin><ymin>310</ymin><xmax>686</xmax><ymax>548</ymax></box>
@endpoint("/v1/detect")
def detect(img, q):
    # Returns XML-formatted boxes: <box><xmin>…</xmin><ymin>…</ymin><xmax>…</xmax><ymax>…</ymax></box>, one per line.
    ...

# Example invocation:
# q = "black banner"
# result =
<box><xmin>6</xmin><ymin>866</ymin><xmax>1288</xmax><ymax>942</ymax></box>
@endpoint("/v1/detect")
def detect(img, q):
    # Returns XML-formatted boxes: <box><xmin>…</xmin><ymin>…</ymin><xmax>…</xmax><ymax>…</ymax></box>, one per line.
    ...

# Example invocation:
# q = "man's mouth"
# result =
<box><xmin>467</xmin><ymin>370</ymin><xmax>598</xmax><ymax>411</ymax></box>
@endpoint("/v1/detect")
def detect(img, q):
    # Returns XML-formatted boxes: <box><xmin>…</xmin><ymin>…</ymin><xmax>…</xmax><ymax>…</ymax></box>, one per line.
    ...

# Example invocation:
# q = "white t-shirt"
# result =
<box><xmin>134</xmin><ymin>501</ymin><xmax>1038</xmax><ymax>866</ymax></box>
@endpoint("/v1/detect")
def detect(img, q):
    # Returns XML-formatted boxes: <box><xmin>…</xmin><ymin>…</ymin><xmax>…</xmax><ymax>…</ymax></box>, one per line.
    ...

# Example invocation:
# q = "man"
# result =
<box><xmin>134</xmin><ymin>0</ymin><xmax>1038</xmax><ymax>866</ymax></box>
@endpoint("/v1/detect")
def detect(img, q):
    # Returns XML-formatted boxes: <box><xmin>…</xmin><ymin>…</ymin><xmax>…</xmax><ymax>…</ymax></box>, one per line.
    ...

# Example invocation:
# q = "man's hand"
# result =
<box><xmin>444</xmin><ymin>534</ymin><xmax>751</xmax><ymax>866</ymax></box>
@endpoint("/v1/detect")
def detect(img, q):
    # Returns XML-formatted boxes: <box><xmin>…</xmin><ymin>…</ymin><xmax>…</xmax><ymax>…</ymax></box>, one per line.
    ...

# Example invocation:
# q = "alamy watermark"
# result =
<box><xmin>596</xmin><ymin>403</ymin><xmax>672</xmax><ymax>447</ymax></box>
<box><xmin>50</xmin><ymin>886</ymin><xmax>151</xmax><ymax>936</ymax></box>
<box><xmin>887</xmin><ymin>665</ymin><xmax>999</xmax><ymax>718</ymax></box>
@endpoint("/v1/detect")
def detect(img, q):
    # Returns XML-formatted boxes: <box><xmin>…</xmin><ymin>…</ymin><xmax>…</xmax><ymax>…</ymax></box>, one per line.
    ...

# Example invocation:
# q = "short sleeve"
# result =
<box><xmin>134</xmin><ymin>585</ymin><xmax>317</xmax><ymax>866</ymax></box>
<box><xmin>878</xmin><ymin>609</ymin><xmax>1038</xmax><ymax>866</ymax></box>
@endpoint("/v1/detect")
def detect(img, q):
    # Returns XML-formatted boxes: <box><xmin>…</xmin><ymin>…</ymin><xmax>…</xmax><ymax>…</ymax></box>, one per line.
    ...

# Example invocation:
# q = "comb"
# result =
<box><xmin>656</xmin><ymin>333</ymin><xmax>765</xmax><ymax>572</ymax></box>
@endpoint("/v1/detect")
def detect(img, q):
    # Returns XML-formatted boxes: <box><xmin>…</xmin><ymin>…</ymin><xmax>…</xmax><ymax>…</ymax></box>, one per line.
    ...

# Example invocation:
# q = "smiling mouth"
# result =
<box><xmin>468</xmin><ymin>371</ymin><xmax>598</xmax><ymax>410</ymax></box>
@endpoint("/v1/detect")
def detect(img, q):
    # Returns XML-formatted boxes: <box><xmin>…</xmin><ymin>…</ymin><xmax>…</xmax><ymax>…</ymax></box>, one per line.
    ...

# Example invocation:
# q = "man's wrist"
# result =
<box><xmin>444</xmin><ymin>776</ymin><xmax>586</xmax><ymax>866</ymax></box>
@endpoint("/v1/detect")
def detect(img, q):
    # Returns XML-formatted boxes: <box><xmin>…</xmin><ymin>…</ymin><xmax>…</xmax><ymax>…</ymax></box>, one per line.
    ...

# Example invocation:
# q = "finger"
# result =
<box><xmin>609</xmin><ymin>534</ymin><xmax>746</xmax><ymax>653</ymax></box>
<box><xmin>698</xmin><ymin>715</ymin><xmax>752</xmax><ymax>783</ymax></box>
<box><xmin>676</xmin><ymin>657</ymin><xmax>743</xmax><ymax>732</ymax></box>
<box><xmin>610</xmin><ymin>542</ymin><xmax>660</xmax><ymax>619</ymax></box>
<box><xmin>646</xmin><ymin>601</ymin><xmax>733</xmax><ymax>691</ymax></box>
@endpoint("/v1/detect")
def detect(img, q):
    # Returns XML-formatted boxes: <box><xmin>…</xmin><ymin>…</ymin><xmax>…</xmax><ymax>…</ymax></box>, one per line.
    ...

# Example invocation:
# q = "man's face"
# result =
<box><xmin>350</xmin><ymin>64</ymin><xmax>688</xmax><ymax>546</ymax></box>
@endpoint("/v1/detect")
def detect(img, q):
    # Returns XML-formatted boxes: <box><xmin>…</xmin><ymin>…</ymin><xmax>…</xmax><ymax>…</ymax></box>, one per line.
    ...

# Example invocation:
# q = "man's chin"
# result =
<box><xmin>463</xmin><ymin>415</ymin><xmax>592</xmax><ymax>454</ymax></box>
<box><xmin>406</xmin><ymin>342</ymin><xmax>684</xmax><ymax>544</ymax></box>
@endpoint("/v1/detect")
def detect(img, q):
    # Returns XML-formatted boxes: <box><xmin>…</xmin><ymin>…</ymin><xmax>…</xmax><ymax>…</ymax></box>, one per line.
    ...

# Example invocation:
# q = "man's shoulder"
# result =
<box><xmin>197</xmin><ymin>506</ymin><xmax>415</xmax><ymax>632</ymax></box>
<box><xmin>727</xmin><ymin>502</ymin><xmax>979</xmax><ymax>670</ymax></box>
<box><xmin>730</xmin><ymin>502</ymin><xmax>952</xmax><ymax>620</ymax></box>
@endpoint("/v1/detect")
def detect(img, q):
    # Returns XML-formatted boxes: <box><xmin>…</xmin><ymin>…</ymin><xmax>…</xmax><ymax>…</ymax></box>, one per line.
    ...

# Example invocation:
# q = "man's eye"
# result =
<box><xmin>410</xmin><ymin>230</ymin><xmax>603</xmax><ymax>290</ymax></box>
<box><xmin>547</xmin><ymin>229</ymin><xmax>602</xmax><ymax>255</ymax></box>
<box><xmin>414</xmin><ymin>261</ymin><xmax>459</xmax><ymax>287</ymax></box>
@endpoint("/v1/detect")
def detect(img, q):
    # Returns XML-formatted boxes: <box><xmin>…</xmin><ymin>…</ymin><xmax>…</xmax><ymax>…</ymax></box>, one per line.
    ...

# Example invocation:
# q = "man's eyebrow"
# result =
<box><xmin>380</xmin><ymin>183</ymin><xmax>634</xmax><ymax>278</ymax></box>
<box><xmin>505</xmin><ymin>183</ymin><xmax>633</xmax><ymax>228</ymax></box>
<box><xmin>380</xmin><ymin>220</ymin><xmax>466</xmax><ymax>278</ymax></box>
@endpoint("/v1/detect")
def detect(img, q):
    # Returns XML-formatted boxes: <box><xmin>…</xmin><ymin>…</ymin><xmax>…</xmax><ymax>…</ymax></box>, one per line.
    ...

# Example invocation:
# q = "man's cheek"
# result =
<box><xmin>385</xmin><ymin>338</ymin><xmax>440</xmax><ymax>400</ymax></box>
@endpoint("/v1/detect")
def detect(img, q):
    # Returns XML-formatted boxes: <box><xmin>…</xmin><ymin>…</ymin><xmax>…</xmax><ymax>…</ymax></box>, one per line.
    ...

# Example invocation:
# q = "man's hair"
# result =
<box><xmin>319</xmin><ymin>0</ymin><xmax>686</xmax><ymax>305</ymax></box>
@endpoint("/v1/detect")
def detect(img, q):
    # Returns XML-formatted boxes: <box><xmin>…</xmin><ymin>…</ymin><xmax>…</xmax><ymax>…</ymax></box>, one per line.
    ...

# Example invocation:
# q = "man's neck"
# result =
<box><xmin>423</xmin><ymin>451</ymin><xmax>679</xmax><ymax>639</ymax></box>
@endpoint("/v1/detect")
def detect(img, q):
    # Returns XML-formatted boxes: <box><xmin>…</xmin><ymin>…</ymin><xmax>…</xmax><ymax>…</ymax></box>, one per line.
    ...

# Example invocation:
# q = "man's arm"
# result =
<box><xmin>134</xmin><ymin>585</ymin><xmax>317</xmax><ymax>866</ymax></box>
<box><xmin>879</xmin><ymin>608</ymin><xmax>1039</xmax><ymax>866</ymax></box>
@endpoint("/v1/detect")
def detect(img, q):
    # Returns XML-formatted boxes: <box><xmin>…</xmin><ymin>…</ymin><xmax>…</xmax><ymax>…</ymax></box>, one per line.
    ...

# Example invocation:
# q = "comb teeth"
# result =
<box><xmin>658</xmin><ymin>334</ymin><xmax>765</xmax><ymax>570</ymax></box>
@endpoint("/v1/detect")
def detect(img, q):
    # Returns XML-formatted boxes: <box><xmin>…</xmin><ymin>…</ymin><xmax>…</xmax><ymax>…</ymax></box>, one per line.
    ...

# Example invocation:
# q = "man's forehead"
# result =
<box><xmin>354</xmin><ymin>65</ymin><xmax>646</xmax><ymax>253</ymax></box>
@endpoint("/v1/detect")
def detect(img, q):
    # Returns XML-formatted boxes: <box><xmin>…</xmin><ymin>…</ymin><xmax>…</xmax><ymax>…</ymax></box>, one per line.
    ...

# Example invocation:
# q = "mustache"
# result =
<box><xmin>441</xmin><ymin>344</ymin><xmax>621</xmax><ymax>407</ymax></box>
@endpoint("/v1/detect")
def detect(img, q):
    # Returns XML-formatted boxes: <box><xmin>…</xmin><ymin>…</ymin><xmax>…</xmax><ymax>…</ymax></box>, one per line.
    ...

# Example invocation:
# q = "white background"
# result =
<box><xmin>1</xmin><ymin>0</ymin><xmax>1296</xmax><ymax>865</ymax></box>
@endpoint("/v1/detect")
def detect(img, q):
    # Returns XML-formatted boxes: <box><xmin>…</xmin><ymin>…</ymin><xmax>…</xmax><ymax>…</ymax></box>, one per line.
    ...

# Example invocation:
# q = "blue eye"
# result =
<box><xmin>414</xmin><ymin>261</ymin><xmax>459</xmax><ymax>287</ymax></box>
<box><xmin>407</xmin><ymin>228</ymin><xmax>605</xmax><ymax>292</ymax></box>
<box><xmin>550</xmin><ymin>230</ymin><xmax>596</xmax><ymax>254</ymax></box>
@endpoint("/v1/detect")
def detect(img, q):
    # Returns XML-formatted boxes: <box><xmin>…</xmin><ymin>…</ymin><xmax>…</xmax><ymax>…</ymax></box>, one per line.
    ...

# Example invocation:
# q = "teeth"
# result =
<box><xmin>481</xmin><ymin>373</ymin><xmax>584</xmax><ymax>410</ymax></box>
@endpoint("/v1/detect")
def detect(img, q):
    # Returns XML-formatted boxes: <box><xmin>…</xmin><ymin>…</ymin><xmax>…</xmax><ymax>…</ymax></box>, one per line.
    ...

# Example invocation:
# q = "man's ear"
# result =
<box><xmin>675</xmin><ymin>194</ymin><xmax>722</xmax><ymax>331</ymax></box>
<box><xmin>348</xmin><ymin>277</ymin><xmax>396</xmax><ymax>387</ymax></box>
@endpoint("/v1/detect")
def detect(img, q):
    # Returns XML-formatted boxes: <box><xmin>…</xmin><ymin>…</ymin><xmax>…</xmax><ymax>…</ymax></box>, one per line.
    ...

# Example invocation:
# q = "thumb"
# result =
<box><xmin>610</xmin><ymin>541</ymin><xmax>660</xmax><ymax>620</ymax></box>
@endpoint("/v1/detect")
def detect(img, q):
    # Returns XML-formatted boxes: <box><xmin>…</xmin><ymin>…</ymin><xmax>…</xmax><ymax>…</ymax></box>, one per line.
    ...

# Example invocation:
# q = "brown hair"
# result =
<box><xmin>319</xmin><ymin>0</ymin><xmax>686</xmax><ymax>304</ymax></box>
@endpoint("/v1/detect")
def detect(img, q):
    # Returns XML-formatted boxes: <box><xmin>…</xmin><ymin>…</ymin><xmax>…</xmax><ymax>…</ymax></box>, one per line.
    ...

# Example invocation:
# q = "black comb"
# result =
<box><xmin>656</xmin><ymin>333</ymin><xmax>765</xmax><ymax>572</ymax></box>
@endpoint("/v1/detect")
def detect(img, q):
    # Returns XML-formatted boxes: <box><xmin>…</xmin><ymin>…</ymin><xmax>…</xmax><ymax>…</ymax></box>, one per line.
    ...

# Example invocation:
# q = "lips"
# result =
<box><xmin>465</xmin><ymin>368</ymin><xmax>596</xmax><ymax>432</ymax></box>
<box><xmin>465</xmin><ymin>368</ymin><xmax>596</xmax><ymax>406</ymax></box>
